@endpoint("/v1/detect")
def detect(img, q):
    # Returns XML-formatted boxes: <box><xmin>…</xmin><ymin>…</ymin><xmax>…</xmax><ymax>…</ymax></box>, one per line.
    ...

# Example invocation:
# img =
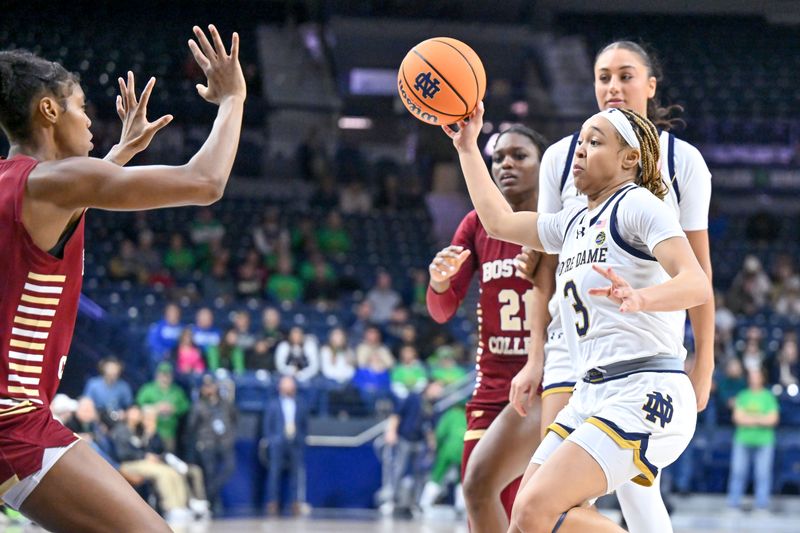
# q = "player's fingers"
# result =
<box><xmin>455</xmin><ymin>249</ymin><xmax>471</xmax><ymax>264</ymax></box>
<box><xmin>230</xmin><ymin>32</ymin><xmax>240</xmax><ymax>60</ymax></box>
<box><xmin>115</xmin><ymin>95</ymin><xmax>125</xmax><ymax>121</ymax></box>
<box><xmin>605</xmin><ymin>266</ymin><xmax>628</xmax><ymax>287</ymax></box>
<box><xmin>147</xmin><ymin>114</ymin><xmax>174</xmax><ymax>134</ymax></box>
<box><xmin>441</xmin><ymin>125</ymin><xmax>456</xmax><ymax>138</ymax></box>
<box><xmin>208</xmin><ymin>24</ymin><xmax>227</xmax><ymax>57</ymax></box>
<box><xmin>587</xmin><ymin>286</ymin><xmax>611</xmax><ymax>297</ymax></box>
<box><xmin>137</xmin><ymin>77</ymin><xmax>156</xmax><ymax>112</ymax></box>
<box><xmin>591</xmin><ymin>264</ymin><xmax>612</xmax><ymax>280</ymax></box>
<box><xmin>127</xmin><ymin>71</ymin><xmax>137</xmax><ymax>107</ymax></box>
<box><xmin>188</xmin><ymin>39</ymin><xmax>211</xmax><ymax>71</ymax></box>
<box><xmin>117</xmin><ymin>77</ymin><xmax>128</xmax><ymax>112</ymax></box>
<box><xmin>193</xmin><ymin>25</ymin><xmax>218</xmax><ymax>61</ymax></box>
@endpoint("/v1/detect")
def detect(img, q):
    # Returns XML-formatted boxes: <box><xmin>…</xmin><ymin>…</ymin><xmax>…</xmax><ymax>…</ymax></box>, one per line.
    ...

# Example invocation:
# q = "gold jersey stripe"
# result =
<box><xmin>14</xmin><ymin>316</ymin><xmax>53</xmax><ymax>328</ymax></box>
<box><xmin>0</xmin><ymin>405</ymin><xmax>37</xmax><ymax>418</ymax></box>
<box><xmin>10</xmin><ymin>339</ymin><xmax>45</xmax><ymax>351</ymax></box>
<box><xmin>0</xmin><ymin>400</ymin><xmax>32</xmax><ymax>412</ymax></box>
<box><xmin>28</xmin><ymin>272</ymin><xmax>66</xmax><ymax>283</ymax></box>
<box><xmin>7</xmin><ymin>386</ymin><xmax>39</xmax><ymax>397</ymax></box>
<box><xmin>9</xmin><ymin>362</ymin><xmax>42</xmax><ymax>374</ymax></box>
<box><xmin>463</xmin><ymin>429</ymin><xmax>487</xmax><ymax>441</ymax></box>
<box><xmin>0</xmin><ymin>474</ymin><xmax>20</xmax><ymax>498</ymax></box>
<box><xmin>20</xmin><ymin>294</ymin><xmax>60</xmax><ymax>306</ymax></box>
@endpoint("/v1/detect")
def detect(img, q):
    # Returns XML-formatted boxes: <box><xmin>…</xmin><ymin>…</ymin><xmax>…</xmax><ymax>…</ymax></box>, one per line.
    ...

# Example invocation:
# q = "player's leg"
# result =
<box><xmin>462</xmin><ymin>400</ymin><xmax>541</xmax><ymax>533</ymax></box>
<box><xmin>510</xmin><ymin>440</ymin><xmax>625</xmax><ymax>533</ymax></box>
<box><xmin>540</xmin><ymin>391</ymin><xmax>571</xmax><ymax>440</ymax></box>
<box><xmin>617</xmin><ymin>472</ymin><xmax>672</xmax><ymax>533</ymax></box>
<box><xmin>19</xmin><ymin>440</ymin><xmax>170</xmax><ymax>533</ymax></box>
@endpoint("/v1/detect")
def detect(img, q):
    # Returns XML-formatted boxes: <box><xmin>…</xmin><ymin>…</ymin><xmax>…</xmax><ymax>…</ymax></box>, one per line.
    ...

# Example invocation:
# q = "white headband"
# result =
<box><xmin>595</xmin><ymin>109</ymin><xmax>641</xmax><ymax>165</ymax></box>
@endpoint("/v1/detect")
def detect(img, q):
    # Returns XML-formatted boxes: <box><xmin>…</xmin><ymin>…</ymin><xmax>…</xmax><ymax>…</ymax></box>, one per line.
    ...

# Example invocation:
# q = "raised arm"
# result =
<box><xmin>23</xmin><ymin>25</ymin><xmax>245</xmax><ymax>250</ymax></box>
<box><xmin>442</xmin><ymin>103</ymin><xmax>542</xmax><ymax>251</ymax></box>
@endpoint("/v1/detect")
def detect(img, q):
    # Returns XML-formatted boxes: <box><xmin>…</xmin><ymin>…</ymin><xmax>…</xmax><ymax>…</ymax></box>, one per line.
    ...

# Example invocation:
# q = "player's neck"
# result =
<box><xmin>586</xmin><ymin>178</ymin><xmax>634</xmax><ymax>210</ymax></box>
<box><xmin>8</xmin><ymin>134</ymin><xmax>59</xmax><ymax>161</ymax></box>
<box><xmin>509</xmin><ymin>191</ymin><xmax>538</xmax><ymax>213</ymax></box>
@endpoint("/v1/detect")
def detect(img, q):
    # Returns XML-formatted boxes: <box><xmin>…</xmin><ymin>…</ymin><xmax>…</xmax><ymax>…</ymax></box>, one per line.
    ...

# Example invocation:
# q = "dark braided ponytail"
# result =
<box><xmin>617</xmin><ymin>108</ymin><xmax>667</xmax><ymax>200</ymax></box>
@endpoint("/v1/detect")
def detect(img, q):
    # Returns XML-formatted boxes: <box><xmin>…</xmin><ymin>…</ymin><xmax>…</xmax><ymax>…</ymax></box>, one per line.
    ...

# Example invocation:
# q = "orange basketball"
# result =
<box><xmin>397</xmin><ymin>37</ymin><xmax>486</xmax><ymax>126</ymax></box>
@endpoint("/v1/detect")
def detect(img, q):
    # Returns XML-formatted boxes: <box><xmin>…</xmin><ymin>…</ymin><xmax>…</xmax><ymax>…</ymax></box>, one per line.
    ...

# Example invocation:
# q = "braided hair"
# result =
<box><xmin>595</xmin><ymin>41</ymin><xmax>684</xmax><ymax>131</ymax></box>
<box><xmin>494</xmin><ymin>124</ymin><xmax>548</xmax><ymax>160</ymax></box>
<box><xmin>0</xmin><ymin>49</ymin><xmax>79</xmax><ymax>143</ymax></box>
<box><xmin>617</xmin><ymin>108</ymin><xmax>667</xmax><ymax>200</ymax></box>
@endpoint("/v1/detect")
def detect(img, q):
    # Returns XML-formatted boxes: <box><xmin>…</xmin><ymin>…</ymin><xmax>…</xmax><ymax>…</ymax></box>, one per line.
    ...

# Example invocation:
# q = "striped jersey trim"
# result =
<box><xmin>14</xmin><ymin>316</ymin><xmax>52</xmax><ymax>328</ymax></box>
<box><xmin>27</xmin><ymin>272</ymin><xmax>66</xmax><ymax>283</ymax></box>
<box><xmin>586</xmin><ymin>416</ymin><xmax>658</xmax><ymax>487</ymax></box>
<box><xmin>463</xmin><ymin>429</ymin><xmax>487</xmax><ymax>441</ymax></box>
<box><xmin>17</xmin><ymin>305</ymin><xmax>56</xmax><ymax>317</ymax></box>
<box><xmin>23</xmin><ymin>282</ymin><xmax>63</xmax><ymax>295</ymax></box>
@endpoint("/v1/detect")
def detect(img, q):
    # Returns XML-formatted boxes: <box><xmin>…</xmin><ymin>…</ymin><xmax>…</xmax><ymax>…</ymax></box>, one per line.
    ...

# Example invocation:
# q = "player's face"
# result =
<box><xmin>53</xmin><ymin>84</ymin><xmax>93</xmax><ymax>157</ymax></box>
<box><xmin>594</xmin><ymin>49</ymin><xmax>656</xmax><ymax>118</ymax></box>
<box><xmin>491</xmin><ymin>133</ymin><xmax>541</xmax><ymax>203</ymax></box>
<box><xmin>573</xmin><ymin>116</ymin><xmax>633</xmax><ymax>197</ymax></box>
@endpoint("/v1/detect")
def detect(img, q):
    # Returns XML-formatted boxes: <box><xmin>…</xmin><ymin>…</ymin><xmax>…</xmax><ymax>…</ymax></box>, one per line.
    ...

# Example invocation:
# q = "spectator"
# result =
<box><xmin>82</xmin><ymin>356</ymin><xmax>133</xmax><ymax>422</ymax></box>
<box><xmin>304</xmin><ymin>261</ymin><xmax>340</xmax><ymax>306</ymax></box>
<box><xmin>192</xmin><ymin>307</ymin><xmax>222</xmax><ymax>356</ymax></box>
<box><xmin>715</xmin><ymin>291</ymin><xmax>737</xmax><ymax>350</ymax></box>
<box><xmin>164</xmin><ymin>233</ymin><xmax>195</xmax><ymax>280</ymax></box>
<box><xmin>717</xmin><ymin>357</ymin><xmax>748</xmax><ymax>413</ymax></box>
<box><xmin>146</xmin><ymin>303</ymin><xmax>183</xmax><ymax>370</ymax></box>
<box><xmin>420</xmin><ymin>402</ymin><xmax>467</xmax><ymax>514</ymax></box>
<box><xmin>232</xmin><ymin>310</ymin><xmax>257</xmax><ymax>355</ymax></box>
<box><xmin>176</xmin><ymin>327</ymin><xmax>206</xmax><ymax>375</ymax></box>
<box><xmin>65</xmin><ymin>397</ymin><xmax>113</xmax><ymax>459</ymax></box>
<box><xmin>739</xmin><ymin>336</ymin><xmax>766</xmax><ymax>373</ymax></box>
<box><xmin>375</xmin><ymin>173</ymin><xmax>402</xmax><ymax>212</ymax></box>
<box><xmin>247</xmin><ymin>307</ymin><xmax>284</xmax><ymax>371</ymax></box>
<box><xmin>263</xmin><ymin>376</ymin><xmax>309</xmax><ymax>517</ymax></box>
<box><xmin>299</xmin><ymin>251</ymin><xmax>336</xmax><ymax>284</ymax></box>
<box><xmin>408</xmin><ymin>269</ymin><xmax>430</xmax><ymax>316</ymax></box>
<box><xmin>203</xmin><ymin>257</ymin><xmax>236</xmax><ymax>304</ymax></box>
<box><xmin>206</xmin><ymin>328</ymin><xmax>246</xmax><ymax>374</ymax></box>
<box><xmin>236</xmin><ymin>249</ymin><xmax>267</xmax><ymax>298</ymax></box>
<box><xmin>385</xmin><ymin>306</ymin><xmax>412</xmax><ymax>350</ymax></box>
<box><xmin>316</xmin><ymin>210</ymin><xmax>350</xmax><ymax>256</ymax></box>
<box><xmin>366</xmin><ymin>271</ymin><xmax>401</xmax><ymax>324</ymax></box>
<box><xmin>190</xmin><ymin>207</ymin><xmax>225</xmax><ymax>247</ymax></box>
<box><xmin>266</xmin><ymin>254</ymin><xmax>304</xmax><ymax>304</ymax></box>
<box><xmin>253</xmin><ymin>208</ymin><xmax>289</xmax><ymax>259</ymax></box>
<box><xmin>188</xmin><ymin>375</ymin><xmax>237</xmax><ymax>515</ymax></box>
<box><xmin>727</xmin><ymin>368</ymin><xmax>779</xmax><ymax>513</ymax></box>
<box><xmin>770</xmin><ymin>254</ymin><xmax>799</xmax><ymax>301</ymax></box>
<box><xmin>772</xmin><ymin>336</ymin><xmax>799</xmax><ymax>388</ymax></box>
<box><xmin>50</xmin><ymin>393</ymin><xmax>78</xmax><ymax>425</ymax></box>
<box><xmin>348</xmin><ymin>300</ymin><xmax>373</xmax><ymax>349</ymax></box>
<box><xmin>429</xmin><ymin>346</ymin><xmax>467</xmax><ymax>386</ymax></box>
<box><xmin>775</xmin><ymin>277</ymin><xmax>800</xmax><ymax>318</ymax></box>
<box><xmin>290</xmin><ymin>216</ymin><xmax>318</xmax><ymax>257</ymax></box>
<box><xmin>339</xmin><ymin>181</ymin><xmax>372</xmax><ymax>214</ymax></box>
<box><xmin>391</xmin><ymin>345</ymin><xmax>428</xmax><ymax>397</ymax></box>
<box><xmin>378</xmin><ymin>381</ymin><xmax>443</xmax><ymax>515</ymax></box>
<box><xmin>310</xmin><ymin>174</ymin><xmax>339</xmax><ymax>210</ymax></box>
<box><xmin>356</xmin><ymin>327</ymin><xmax>395</xmax><ymax>370</ymax></box>
<box><xmin>274</xmin><ymin>326</ymin><xmax>320</xmax><ymax>383</ymax></box>
<box><xmin>136</xmin><ymin>362</ymin><xmax>191</xmax><ymax>452</ymax></box>
<box><xmin>319</xmin><ymin>327</ymin><xmax>356</xmax><ymax>384</ymax></box>
<box><xmin>111</xmin><ymin>405</ymin><xmax>192</xmax><ymax>523</ymax></box>
<box><xmin>134</xmin><ymin>229</ymin><xmax>162</xmax><ymax>283</ymax></box>
<box><xmin>728</xmin><ymin>255</ymin><xmax>772</xmax><ymax>315</ymax></box>
<box><xmin>108</xmin><ymin>239</ymin><xmax>141</xmax><ymax>281</ymax></box>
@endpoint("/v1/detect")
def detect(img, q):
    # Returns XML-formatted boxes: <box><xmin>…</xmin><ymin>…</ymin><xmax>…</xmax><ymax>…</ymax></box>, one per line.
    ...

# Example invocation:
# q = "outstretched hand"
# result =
<box><xmin>514</xmin><ymin>247</ymin><xmax>541</xmax><ymax>285</ymax></box>
<box><xmin>428</xmin><ymin>245</ymin><xmax>471</xmax><ymax>291</ymax></box>
<box><xmin>441</xmin><ymin>101</ymin><xmax>484</xmax><ymax>153</ymax></box>
<box><xmin>112</xmin><ymin>71</ymin><xmax>173</xmax><ymax>160</ymax></box>
<box><xmin>188</xmin><ymin>24</ymin><xmax>246</xmax><ymax>104</ymax></box>
<box><xmin>587</xmin><ymin>264</ymin><xmax>644</xmax><ymax>313</ymax></box>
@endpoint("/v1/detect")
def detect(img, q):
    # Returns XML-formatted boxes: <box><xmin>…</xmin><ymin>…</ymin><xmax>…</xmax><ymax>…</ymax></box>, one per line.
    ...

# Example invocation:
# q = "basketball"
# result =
<box><xmin>397</xmin><ymin>37</ymin><xmax>486</xmax><ymax>125</ymax></box>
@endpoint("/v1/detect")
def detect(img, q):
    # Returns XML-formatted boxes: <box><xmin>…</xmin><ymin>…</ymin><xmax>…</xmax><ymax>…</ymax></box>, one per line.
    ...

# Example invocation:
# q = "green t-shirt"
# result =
<box><xmin>430</xmin><ymin>365</ymin><xmax>467</xmax><ymax>386</ymax></box>
<box><xmin>734</xmin><ymin>388</ymin><xmax>779</xmax><ymax>447</ymax></box>
<box><xmin>135</xmin><ymin>382</ymin><xmax>190</xmax><ymax>440</ymax></box>
<box><xmin>316</xmin><ymin>228</ymin><xmax>351</xmax><ymax>255</ymax></box>
<box><xmin>164</xmin><ymin>249</ymin><xmax>195</xmax><ymax>274</ymax></box>
<box><xmin>391</xmin><ymin>363</ymin><xmax>428</xmax><ymax>390</ymax></box>
<box><xmin>266</xmin><ymin>274</ymin><xmax>304</xmax><ymax>303</ymax></box>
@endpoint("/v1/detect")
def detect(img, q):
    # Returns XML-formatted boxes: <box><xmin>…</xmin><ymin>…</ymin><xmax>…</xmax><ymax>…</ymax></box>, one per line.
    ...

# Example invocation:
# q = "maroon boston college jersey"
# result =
<box><xmin>446</xmin><ymin>210</ymin><xmax>533</xmax><ymax>409</ymax></box>
<box><xmin>0</xmin><ymin>155</ymin><xmax>85</xmax><ymax>417</ymax></box>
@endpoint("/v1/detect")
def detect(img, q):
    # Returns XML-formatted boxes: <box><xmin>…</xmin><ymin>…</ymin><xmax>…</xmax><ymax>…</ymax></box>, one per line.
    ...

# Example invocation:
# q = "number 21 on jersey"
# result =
<box><xmin>563</xmin><ymin>281</ymin><xmax>589</xmax><ymax>336</ymax></box>
<box><xmin>499</xmin><ymin>289</ymin><xmax>534</xmax><ymax>331</ymax></box>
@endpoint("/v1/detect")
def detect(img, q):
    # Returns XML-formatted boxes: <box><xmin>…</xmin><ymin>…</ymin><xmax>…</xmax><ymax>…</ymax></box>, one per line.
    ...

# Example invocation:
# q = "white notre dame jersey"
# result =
<box><xmin>537</xmin><ymin>184</ymin><xmax>688</xmax><ymax>376</ymax></box>
<box><xmin>538</xmin><ymin>130</ymin><xmax>711</xmax><ymax>385</ymax></box>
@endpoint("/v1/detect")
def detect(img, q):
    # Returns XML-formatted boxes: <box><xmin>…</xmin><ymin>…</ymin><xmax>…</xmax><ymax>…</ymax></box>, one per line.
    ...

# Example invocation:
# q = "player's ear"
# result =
<box><xmin>37</xmin><ymin>96</ymin><xmax>61</xmax><ymax>125</ymax></box>
<box><xmin>621</xmin><ymin>147</ymin><xmax>640</xmax><ymax>171</ymax></box>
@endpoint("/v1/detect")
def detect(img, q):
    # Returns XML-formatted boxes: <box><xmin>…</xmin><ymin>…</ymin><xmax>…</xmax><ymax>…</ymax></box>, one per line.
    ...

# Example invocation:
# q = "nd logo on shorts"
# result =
<box><xmin>642</xmin><ymin>391</ymin><xmax>674</xmax><ymax>428</ymax></box>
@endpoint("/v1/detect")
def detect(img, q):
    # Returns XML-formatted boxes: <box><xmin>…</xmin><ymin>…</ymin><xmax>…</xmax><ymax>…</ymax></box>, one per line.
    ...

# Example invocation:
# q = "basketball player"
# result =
<box><xmin>443</xmin><ymin>103</ymin><xmax>711</xmax><ymax>532</ymax></box>
<box><xmin>426</xmin><ymin>125</ymin><xmax>555</xmax><ymax>532</ymax></box>
<box><xmin>513</xmin><ymin>41</ymin><xmax>713</xmax><ymax>533</ymax></box>
<box><xmin>0</xmin><ymin>25</ymin><xmax>245</xmax><ymax>532</ymax></box>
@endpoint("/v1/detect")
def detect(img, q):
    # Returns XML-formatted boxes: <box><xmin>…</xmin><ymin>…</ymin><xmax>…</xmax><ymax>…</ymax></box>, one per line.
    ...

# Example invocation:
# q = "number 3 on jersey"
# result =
<box><xmin>563</xmin><ymin>281</ymin><xmax>589</xmax><ymax>336</ymax></box>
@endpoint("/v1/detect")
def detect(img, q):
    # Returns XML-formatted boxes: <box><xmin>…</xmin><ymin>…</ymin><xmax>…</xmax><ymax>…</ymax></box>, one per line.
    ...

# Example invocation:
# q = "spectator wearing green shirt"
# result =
<box><xmin>391</xmin><ymin>345</ymin><xmax>428</xmax><ymax>397</ymax></box>
<box><xmin>164</xmin><ymin>233</ymin><xmax>195</xmax><ymax>280</ymax></box>
<box><xmin>135</xmin><ymin>362</ymin><xmax>190</xmax><ymax>452</ymax></box>
<box><xmin>316</xmin><ymin>211</ymin><xmax>350</xmax><ymax>256</ymax></box>
<box><xmin>420</xmin><ymin>403</ymin><xmax>467</xmax><ymax>514</ymax></box>
<box><xmin>727</xmin><ymin>368</ymin><xmax>779</xmax><ymax>512</ymax></box>
<box><xmin>429</xmin><ymin>346</ymin><xmax>467</xmax><ymax>386</ymax></box>
<box><xmin>266</xmin><ymin>254</ymin><xmax>303</xmax><ymax>304</ymax></box>
<box><xmin>206</xmin><ymin>329</ymin><xmax>246</xmax><ymax>374</ymax></box>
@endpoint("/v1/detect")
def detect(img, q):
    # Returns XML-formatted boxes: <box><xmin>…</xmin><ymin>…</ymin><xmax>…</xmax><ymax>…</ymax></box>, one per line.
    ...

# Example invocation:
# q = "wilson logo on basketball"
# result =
<box><xmin>397</xmin><ymin>79</ymin><xmax>439</xmax><ymax>124</ymax></box>
<box><xmin>414</xmin><ymin>72</ymin><xmax>441</xmax><ymax>99</ymax></box>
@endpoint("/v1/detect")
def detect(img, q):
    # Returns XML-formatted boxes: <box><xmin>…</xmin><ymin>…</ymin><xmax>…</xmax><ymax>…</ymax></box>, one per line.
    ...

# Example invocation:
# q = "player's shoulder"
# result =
<box><xmin>619</xmin><ymin>186</ymin><xmax>665</xmax><ymax>210</ymax></box>
<box><xmin>660</xmin><ymin>131</ymin><xmax>707</xmax><ymax>166</ymax></box>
